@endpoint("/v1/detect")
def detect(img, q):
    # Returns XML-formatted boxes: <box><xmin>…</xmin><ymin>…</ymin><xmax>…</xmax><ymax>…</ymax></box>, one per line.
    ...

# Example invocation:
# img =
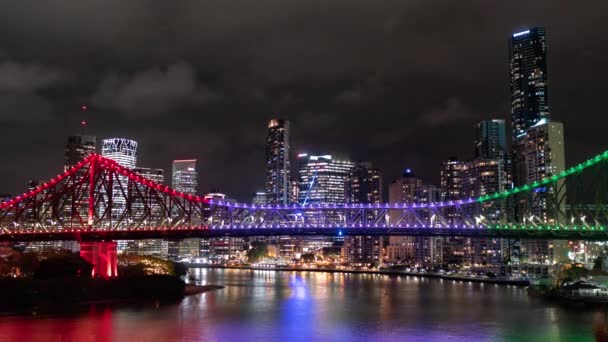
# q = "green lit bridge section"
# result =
<box><xmin>478</xmin><ymin>150</ymin><xmax>608</xmax><ymax>203</ymax></box>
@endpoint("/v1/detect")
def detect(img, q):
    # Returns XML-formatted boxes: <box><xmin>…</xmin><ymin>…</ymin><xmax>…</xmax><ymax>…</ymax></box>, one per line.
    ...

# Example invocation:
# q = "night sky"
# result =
<box><xmin>0</xmin><ymin>1</ymin><xmax>606</xmax><ymax>201</ymax></box>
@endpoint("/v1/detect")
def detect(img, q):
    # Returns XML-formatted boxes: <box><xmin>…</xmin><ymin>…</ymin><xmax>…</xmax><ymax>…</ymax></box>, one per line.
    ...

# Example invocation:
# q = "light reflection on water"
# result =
<box><xmin>0</xmin><ymin>268</ymin><xmax>601</xmax><ymax>341</ymax></box>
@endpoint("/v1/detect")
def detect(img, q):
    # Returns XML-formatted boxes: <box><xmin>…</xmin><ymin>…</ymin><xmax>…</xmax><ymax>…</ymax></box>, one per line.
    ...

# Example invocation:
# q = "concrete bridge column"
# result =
<box><xmin>80</xmin><ymin>241</ymin><xmax>118</xmax><ymax>279</ymax></box>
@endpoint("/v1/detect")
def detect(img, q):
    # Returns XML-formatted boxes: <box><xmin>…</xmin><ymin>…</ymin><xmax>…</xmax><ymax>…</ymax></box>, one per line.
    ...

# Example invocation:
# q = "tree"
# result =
<box><xmin>118</xmin><ymin>254</ymin><xmax>184</xmax><ymax>276</ymax></box>
<box><xmin>246</xmin><ymin>242</ymin><xmax>268</xmax><ymax>263</ymax></box>
<box><xmin>301</xmin><ymin>253</ymin><xmax>315</xmax><ymax>263</ymax></box>
<box><xmin>34</xmin><ymin>254</ymin><xmax>93</xmax><ymax>279</ymax></box>
<box><xmin>558</xmin><ymin>265</ymin><xmax>591</xmax><ymax>286</ymax></box>
<box><xmin>593</xmin><ymin>256</ymin><xmax>605</xmax><ymax>272</ymax></box>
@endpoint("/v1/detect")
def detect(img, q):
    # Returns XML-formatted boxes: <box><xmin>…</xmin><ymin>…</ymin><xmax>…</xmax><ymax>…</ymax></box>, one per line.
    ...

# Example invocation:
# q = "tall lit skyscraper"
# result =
<box><xmin>252</xmin><ymin>192</ymin><xmax>267</xmax><ymax>205</ymax></box>
<box><xmin>65</xmin><ymin>134</ymin><xmax>96</xmax><ymax>171</ymax></box>
<box><xmin>127</xmin><ymin>167</ymin><xmax>168</xmax><ymax>258</ymax></box>
<box><xmin>440</xmin><ymin>158</ymin><xmax>466</xmax><ymax>265</ymax></box>
<box><xmin>169</xmin><ymin>159</ymin><xmax>199</xmax><ymax>260</ymax></box>
<box><xmin>387</xmin><ymin>170</ymin><xmax>442</xmax><ymax>266</ymax></box>
<box><xmin>475</xmin><ymin>119</ymin><xmax>507</xmax><ymax>160</ymax></box>
<box><xmin>514</xmin><ymin>120</ymin><xmax>567</xmax><ymax>263</ymax></box>
<box><xmin>172</xmin><ymin>159</ymin><xmax>197</xmax><ymax>195</ymax></box>
<box><xmin>297</xmin><ymin>154</ymin><xmax>354</xmax><ymax>254</ymax></box>
<box><xmin>266</xmin><ymin>119</ymin><xmax>291</xmax><ymax>205</ymax></box>
<box><xmin>343</xmin><ymin>162</ymin><xmax>383</xmax><ymax>266</ymax></box>
<box><xmin>440</xmin><ymin>158</ymin><xmax>465</xmax><ymax>203</ymax></box>
<box><xmin>101</xmin><ymin>138</ymin><xmax>137</xmax><ymax>252</ymax></box>
<box><xmin>101</xmin><ymin>138</ymin><xmax>137</xmax><ymax>169</ymax></box>
<box><xmin>510</xmin><ymin>27</ymin><xmax>549</xmax><ymax>139</ymax></box>
<box><xmin>298</xmin><ymin>154</ymin><xmax>355</xmax><ymax>205</ymax></box>
<box><xmin>63</xmin><ymin>130</ymin><xmax>96</xmax><ymax>251</ymax></box>
<box><xmin>462</xmin><ymin>159</ymin><xmax>507</xmax><ymax>266</ymax></box>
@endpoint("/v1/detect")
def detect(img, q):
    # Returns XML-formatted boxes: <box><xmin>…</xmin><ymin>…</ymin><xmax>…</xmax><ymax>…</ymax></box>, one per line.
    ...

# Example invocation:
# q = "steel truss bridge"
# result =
<box><xmin>1</xmin><ymin>151</ymin><xmax>608</xmax><ymax>242</ymax></box>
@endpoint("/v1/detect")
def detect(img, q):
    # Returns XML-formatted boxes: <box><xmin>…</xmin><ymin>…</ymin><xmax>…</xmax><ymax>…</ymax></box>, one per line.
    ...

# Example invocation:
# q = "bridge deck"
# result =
<box><xmin>1</xmin><ymin>227</ymin><xmax>608</xmax><ymax>241</ymax></box>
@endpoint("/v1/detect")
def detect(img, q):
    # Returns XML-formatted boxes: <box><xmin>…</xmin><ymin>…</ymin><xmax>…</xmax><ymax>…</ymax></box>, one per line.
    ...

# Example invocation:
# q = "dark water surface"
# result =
<box><xmin>0</xmin><ymin>268</ymin><xmax>605</xmax><ymax>341</ymax></box>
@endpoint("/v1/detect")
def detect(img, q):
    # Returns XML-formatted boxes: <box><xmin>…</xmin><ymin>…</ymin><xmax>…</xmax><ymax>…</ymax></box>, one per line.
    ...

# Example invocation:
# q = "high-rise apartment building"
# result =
<box><xmin>475</xmin><ymin>119</ymin><xmax>507</xmax><ymax>160</ymax></box>
<box><xmin>200</xmin><ymin>193</ymin><xmax>245</xmax><ymax>262</ymax></box>
<box><xmin>172</xmin><ymin>159</ymin><xmax>197</xmax><ymax>195</ymax></box>
<box><xmin>61</xmin><ymin>132</ymin><xmax>97</xmax><ymax>251</ymax></box>
<box><xmin>127</xmin><ymin>167</ymin><xmax>168</xmax><ymax>258</ymax></box>
<box><xmin>343</xmin><ymin>162</ymin><xmax>383</xmax><ymax>266</ymax></box>
<box><xmin>298</xmin><ymin>154</ymin><xmax>355</xmax><ymax>205</ymax></box>
<box><xmin>386</xmin><ymin>170</ymin><xmax>440</xmax><ymax>265</ymax></box>
<box><xmin>297</xmin><ymin>154</ymin><xmax>355</xmax><ymax>255</ymax></box>
<box><xmin>510</xmin><ymin>27</ymin><xmax>549</xmax><ymax>140</ymax></box>
<box><xmin>101</xmin><ymin>138</ymin><xmax>137</xmax><ymax>252</ymax></box>
<box><xmin>101</xmin><ymin>138</ymin><xmax>137</xmax><ymax>169</ymax></box>
<box><xmin>440</xmin><ymin>158</ymin><xmax>467</xmax><ymax>265</ymax></box>
<box><xmin>514</xmin><ymin>120</ymin><xmax>567</xmax><ymax>263</ymax></box>
<box><xmin>169</xmin><ymin>159</ymin><xmax>199</xmax><ymax>260</ymax></box>
<box><xmin>252</xmin><ymin>192</ymin><xmax>267</xmax><ymax>205</ymax></box>
<box><xmin>266</xmin><ymin>119</ymin><xmax>291</xmax><ymax>205</ymax></box>
<box><xmin>462</xmin><ymin>159</ymin><xmax>507</xmax><ymax>266</ymax></box>
<box><xmin>65</xmin><ymin>134</ymin><xmax>96</xmax><ymax>171</ymax></box>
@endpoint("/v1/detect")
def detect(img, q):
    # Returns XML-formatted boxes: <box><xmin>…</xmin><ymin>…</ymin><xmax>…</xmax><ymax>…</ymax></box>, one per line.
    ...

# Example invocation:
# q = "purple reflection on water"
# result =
<box><xmin>0</xmin><ymin>269</ymin><xmax>599</xmax><ymax>341</ymax></box>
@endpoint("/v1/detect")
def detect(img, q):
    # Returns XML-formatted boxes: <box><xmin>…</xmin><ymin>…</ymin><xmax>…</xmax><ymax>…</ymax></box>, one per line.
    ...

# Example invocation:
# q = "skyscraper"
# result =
<box><xmin>386</xmin><ymin>170</ymin><xmax>420</xmax><ymax>264</ymax></box>
<box><xmin>65</xmin><ymin>134</ymin><xmax>96</xmax><ymax>171</ymax></box>
<box><xmin>343</xmin><ymin>162</ymin><xmax>383</xmax><ymax>266</ymax></box>
<box><xmin>101</xmin><ymin>138</ymin><xmax>137</xmax><ymax>169</ymax></box>
<box><xmin>172</xmin><ymin>159</ymin><xmax>197</xmax><ymax>195</ymax></box>
<box><xmin>101</xmin><ymin>138</ymin><xmax>137</xmax><ymax>252</ymax></box>
<box><xmin>513</xmin><ymin>120</ymin><xmax>567</xmax><ymax>263</ymax></box>
<box><xmin>298</xmin><ymin>154</ymin><xmax>355</xmax><ymax>205</ymax></box>
<box><xmin>63</xmin><ymin>131</ymin><xmax>97</xmax><ymax>250</ymax></box>
<box><xmin>266</xmin><ymin>119</ymin><xmax>291</xmax><ymax>205</ymax></box>
<box><xmin>440</xmin><ymin>158</ymin><xmax>465</xmax><ymax>203</ymax></box>
<box><xmin>475</xmin><ymin>119</ymin><xmax>507</xmax><ymax>160</ymax></box>
<box><xmin>297</xmin><ymin>154</ymin><xmax>355</xmax><ymax>254</ymax></box>
<box><xmin>252</xmin><ymin>191</ymin><xmax>267</xmax><ymax>205</ymax></box>
<box><xmin>387</xmin><ymin>170</ymin><xmax>442</xmax><ymax>266</ymax></box>
<box><xmin>127</xmin><ymin>167</ymin><xmax>168</xmax><ymax>258</ymax></box>
<box><xmin>440</xmin><ymin>158</ymin><xmax>466</xmax><ymax>265</ymax></box>
<box><xmin>169</xmin><ymin>159</ymin><xmax>199</xmax><ymax>260</ymax></box>
<box><xmin>510</xmin><ymin>27</ymin><xmax>549</xmax><ymax>140</ymax></box>
<box><xmin>462</xmin><ymin>158</ymin><xmax>507</xmax><ymax>266</ymax></box>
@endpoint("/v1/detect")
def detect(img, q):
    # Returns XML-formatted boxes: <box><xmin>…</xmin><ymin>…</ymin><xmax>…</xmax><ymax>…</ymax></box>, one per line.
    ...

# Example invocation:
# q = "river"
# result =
<box><xmin>0</xmin><ymin>268</ymin><xmax>605</xmax><ymax>341</ymax></box>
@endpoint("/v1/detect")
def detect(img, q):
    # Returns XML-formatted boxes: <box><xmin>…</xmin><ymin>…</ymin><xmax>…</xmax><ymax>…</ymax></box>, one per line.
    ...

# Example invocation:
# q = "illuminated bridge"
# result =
<box><xmin>0</xmin><ymin>151</ymin><xmax>607</xmax><ymax>242</ymax></box>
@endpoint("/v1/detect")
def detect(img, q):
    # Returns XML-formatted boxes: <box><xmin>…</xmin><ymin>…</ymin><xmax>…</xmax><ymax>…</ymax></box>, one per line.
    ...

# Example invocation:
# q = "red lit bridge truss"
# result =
<box><xmin>1</xmin><ymin>151</ymin><xmax>608</xmax><ymax>242</ymax></box>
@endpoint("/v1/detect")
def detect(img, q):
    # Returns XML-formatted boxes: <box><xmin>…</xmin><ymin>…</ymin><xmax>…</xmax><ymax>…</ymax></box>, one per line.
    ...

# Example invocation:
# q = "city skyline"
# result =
<box><xmin>1</xmin><ymin>3</ymin><xmax>608</xmax><ymax>340</ymax></box>
<box><xmin>0</xmin><ymin>2</ymin><xmax>606</xmax><ymax>202</ymax></box>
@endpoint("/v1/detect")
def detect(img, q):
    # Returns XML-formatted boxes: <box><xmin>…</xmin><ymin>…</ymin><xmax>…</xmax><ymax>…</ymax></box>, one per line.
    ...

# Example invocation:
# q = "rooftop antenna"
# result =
<box><xmin>80</xmin><ymin>105</ymin><xmax>88</xmax><ymax>135</ymax></box>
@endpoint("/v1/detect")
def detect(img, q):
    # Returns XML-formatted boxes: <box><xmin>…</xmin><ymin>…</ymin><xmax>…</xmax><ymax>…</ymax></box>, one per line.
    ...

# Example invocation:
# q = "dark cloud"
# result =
<box><xmin>419</xmin><ymin>97</ymin><xmax>480</xmax><ymax>126</ymax></box>
<box><xmin>0</xmin><ymin>0</ymin><xmax>606</xmax><ymax>200</ymax></box>
<box><xmin>0</xmin><ymin>93</ymin><xmax>53</xmax><ymax>122</ymax></box>
<box><xmin>92</xmin><ymin>62</ymin><xmax>219</xmax><ymax>115</ymax></box>
<box><xmin>0</xmin><ymin>60</ymin><xmax>65</xmax><ymax>92</ymax></box>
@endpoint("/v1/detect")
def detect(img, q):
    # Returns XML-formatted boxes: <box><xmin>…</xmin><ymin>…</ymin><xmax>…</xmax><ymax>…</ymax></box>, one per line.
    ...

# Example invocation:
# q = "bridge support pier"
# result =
<box><xmin>80</xmin><ymin>241</ymin><xmax>118</xmax><ymax>279</ymax></box>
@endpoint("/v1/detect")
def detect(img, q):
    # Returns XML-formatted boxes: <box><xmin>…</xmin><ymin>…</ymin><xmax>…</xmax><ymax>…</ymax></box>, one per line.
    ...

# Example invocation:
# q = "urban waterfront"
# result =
<box><xmin>0</xmin><ymin>268</ymin><xmax>603</xmax><ymax>341</ymax></box>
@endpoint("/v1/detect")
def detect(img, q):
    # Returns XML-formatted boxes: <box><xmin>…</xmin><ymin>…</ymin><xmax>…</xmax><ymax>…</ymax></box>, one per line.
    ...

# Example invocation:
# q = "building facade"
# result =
<box><xmin>125</xmin><ymin>167</ymin><xmax>168</xmax><ymax>258</ymax></box>
<box><xmin>514</xmin><ymin>120</ymin><xmax>567</xmax><ymax>263</ymax></box>
<box><xmin>65</xmin><ymin>134</ymin><xmax>96</xmax><ymax>171</ymax></box>
<box><xmin>252</xmin><ymin>192</ymin><xmax>267</xmax><ymax>205</ymax></box>
<box><xmin>169</xmin><ymin>159</ymin><xmax>199</xmax><ymax>260</ymax></box>
<box><xmin>101</xmin><ymin>138</ymin><xmax>138</xmax><ymax>252</ymax></box>
<box><xmin>265</xmin><ymin>119</ymin><xmax>291</xmax><ymax>205</ymax></box>
<box><xmin>475</xmin><ymin>119</ymin><xmax>507</xmax><ymax>160</ymax></box>
<box><xmin>510</xmin><ymin>27</ymin><xmax>549</xmax><ymax>140</ymax></box>
<box><xmin>343</xmin><ymin>162</ymin><xmax>383</xmax><ymax>266</ymax></box>
<box><xmin>386</xmin><ymin>170</ymin><xmax>443</xmax><ymax>266</ymax></box>
<box><xmin>172</xmin><ymin>159</ymin><xmax>197</xmax><ymax>195</ymax></box>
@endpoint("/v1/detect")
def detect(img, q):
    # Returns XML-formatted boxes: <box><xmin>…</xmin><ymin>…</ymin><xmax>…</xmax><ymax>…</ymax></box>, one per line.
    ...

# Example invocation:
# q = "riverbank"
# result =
<box><xmin>186</xmin><ymin>264</ymin><xmax>530</xmax><ymax>286</ymax></box>
<box><xmin>0</xmin><ymin>275</ymin><xmax>187</xmax><ymax>310</ymax></box>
